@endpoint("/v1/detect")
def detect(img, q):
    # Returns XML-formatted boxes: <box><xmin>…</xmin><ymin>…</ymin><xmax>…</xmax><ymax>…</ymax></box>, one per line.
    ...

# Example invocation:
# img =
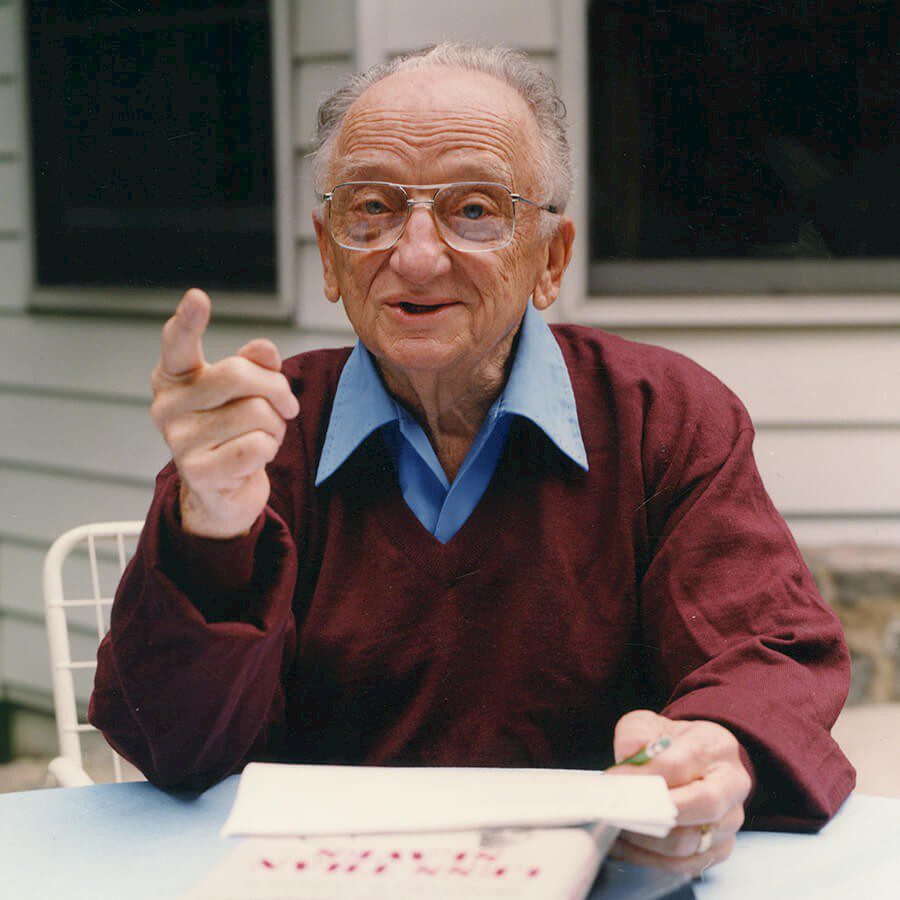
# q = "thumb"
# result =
<box><xmin>160</xmin><ymin>288</ymin><xmax>211</xmax><ymax>376</ymax></box>
<box><xmin>613</xmin><ymin>709</ymin><xmax>669</xmax><ymax>764</ymax></box>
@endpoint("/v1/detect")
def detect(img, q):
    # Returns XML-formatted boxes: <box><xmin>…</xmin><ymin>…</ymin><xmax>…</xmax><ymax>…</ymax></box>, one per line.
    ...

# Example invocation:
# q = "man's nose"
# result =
<box><xmin>389</xmin><ymin>205</ymin><xmax>452</xmax><ymax>282</ymax></box>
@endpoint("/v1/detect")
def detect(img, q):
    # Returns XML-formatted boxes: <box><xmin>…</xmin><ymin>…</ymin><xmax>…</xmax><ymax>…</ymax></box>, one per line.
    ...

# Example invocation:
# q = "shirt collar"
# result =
<box><xmin>315</xmin><ymin>341</ymin><xmax>398</xmax><ymax>485</ymax></box>
<box><xmin>500</xmin><ymin>302</ymin><xmax>588</xmax><ymax>470</ymax></box>
<box><xmin>315</xmin><ymin>302</ymin><xmax>588</xmax><ymax>486</ymax></box>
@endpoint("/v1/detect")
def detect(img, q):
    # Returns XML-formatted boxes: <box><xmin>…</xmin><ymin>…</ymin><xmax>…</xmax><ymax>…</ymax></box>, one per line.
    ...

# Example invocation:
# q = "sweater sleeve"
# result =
<box><xmin>636</xmin><ymin>371</ymin><xmax>855</xmax><ymax>833</ymax></box>
<box><xmin>88</xmin><ymin>463</ymin><xmax>299</xmax><ymax>790</ymax></box>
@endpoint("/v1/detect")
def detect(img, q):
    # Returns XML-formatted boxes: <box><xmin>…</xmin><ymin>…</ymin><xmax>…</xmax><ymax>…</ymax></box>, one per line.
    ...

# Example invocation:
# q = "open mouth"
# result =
<box><xmin>397</xmin><ymin>302</ymin><xmax>450</xmax><ymax>315</ymax></box>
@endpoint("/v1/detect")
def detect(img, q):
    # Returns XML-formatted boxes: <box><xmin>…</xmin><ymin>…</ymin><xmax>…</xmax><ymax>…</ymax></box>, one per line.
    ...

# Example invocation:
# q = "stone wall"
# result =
<box><xmin>804</xmin><ymin>547</ymin><xmax>900</xmax><ymax>705</ymax></box>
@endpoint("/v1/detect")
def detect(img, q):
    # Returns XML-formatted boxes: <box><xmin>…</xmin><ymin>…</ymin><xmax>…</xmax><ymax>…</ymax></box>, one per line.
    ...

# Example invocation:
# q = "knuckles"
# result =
<box><xmin>692</xmin><ymin>779</ymin><xmax>731</xmax><ymax>823</ymax></box>
<box><xmin>230</xmin><ymin>430</ymin><xmax>278</xmax><ymax>466</ymax></box>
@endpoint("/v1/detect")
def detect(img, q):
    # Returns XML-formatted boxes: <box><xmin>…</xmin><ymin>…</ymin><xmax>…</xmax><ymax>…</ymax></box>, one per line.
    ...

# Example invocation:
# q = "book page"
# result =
<box><xmin>221</xmin><ymin>763</ymin><xmax>676</xmax><ymax>839</ymax></box>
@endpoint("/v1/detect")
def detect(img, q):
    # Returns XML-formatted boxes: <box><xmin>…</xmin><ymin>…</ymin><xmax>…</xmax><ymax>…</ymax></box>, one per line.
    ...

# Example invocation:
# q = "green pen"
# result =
<box><xmin>610</xmin><ymin>735</ymin><xmax>671</xmax><ymax>767</ymax></box>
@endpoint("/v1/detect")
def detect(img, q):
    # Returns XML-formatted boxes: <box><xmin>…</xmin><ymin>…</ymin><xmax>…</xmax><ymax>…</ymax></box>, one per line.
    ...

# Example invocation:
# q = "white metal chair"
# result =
<box><xmin>43</xmin><ymin>521</ymin><xmax>146</xmax><ymax>786</ymax></box>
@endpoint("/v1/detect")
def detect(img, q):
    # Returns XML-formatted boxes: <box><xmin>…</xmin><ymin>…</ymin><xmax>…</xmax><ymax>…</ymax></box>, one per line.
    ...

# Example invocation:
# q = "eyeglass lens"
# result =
<box><xmin>328</xmin><ymin>183</ymin><xmax>515</xmax><ymax>251</ymax></box>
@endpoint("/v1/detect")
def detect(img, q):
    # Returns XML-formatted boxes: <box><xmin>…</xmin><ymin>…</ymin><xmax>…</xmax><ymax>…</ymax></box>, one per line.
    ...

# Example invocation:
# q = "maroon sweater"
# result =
<box><xmin>90</xmin><ymin>324</ymin><xmax>854</xmax><ymax>830</ymax></box>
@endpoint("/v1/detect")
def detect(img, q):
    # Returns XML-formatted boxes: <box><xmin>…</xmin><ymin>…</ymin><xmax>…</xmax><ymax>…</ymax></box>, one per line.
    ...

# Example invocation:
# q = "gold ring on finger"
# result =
<box><xmin>695</xmin><ymin>823</ymin><xmax>714</xmax><ymax>855</ymax></box>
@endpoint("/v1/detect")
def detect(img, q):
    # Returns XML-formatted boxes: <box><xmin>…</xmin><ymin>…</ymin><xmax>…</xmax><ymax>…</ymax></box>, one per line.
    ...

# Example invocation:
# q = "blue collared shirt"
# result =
<box><xmin>316</xmin><ymin>303</ymin><xmax>588</xmax><ymax>543</ymax></box>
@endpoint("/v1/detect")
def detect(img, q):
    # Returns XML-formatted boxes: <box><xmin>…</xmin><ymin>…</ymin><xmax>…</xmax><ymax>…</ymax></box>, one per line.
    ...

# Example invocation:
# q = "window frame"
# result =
<box><xmin>555</xmin><ymin>0</ymin><xmax>900</xmax><ymax>328</ymax></box>
<box><xmin>25</xmin><ymin>0</ymin><xmax>295</xmax><ymax>322</ymax></box>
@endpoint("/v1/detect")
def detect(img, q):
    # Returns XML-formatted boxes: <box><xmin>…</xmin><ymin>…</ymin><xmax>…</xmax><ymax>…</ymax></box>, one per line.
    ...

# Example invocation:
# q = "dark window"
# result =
<box><xmin>588</xmin><ymin>1</ymin><xmax>900</xmax><ymax>294</ymax></box>
<box><xmin>28</xmin><ymin>0</ymin><xmax>275</xmax><ymax>292</ymax></box>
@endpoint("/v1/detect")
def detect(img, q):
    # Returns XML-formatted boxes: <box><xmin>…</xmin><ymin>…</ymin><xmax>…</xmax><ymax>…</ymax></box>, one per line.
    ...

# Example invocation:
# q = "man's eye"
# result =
<box><xmin>364</xmin><ymin>199</ymin><xmax>387</xmax><ymax>214</ymax></box>
<box><xmin>461</xmin><ymin>203</ymin><xmax>486</xmax><ymax>220</ymax></box>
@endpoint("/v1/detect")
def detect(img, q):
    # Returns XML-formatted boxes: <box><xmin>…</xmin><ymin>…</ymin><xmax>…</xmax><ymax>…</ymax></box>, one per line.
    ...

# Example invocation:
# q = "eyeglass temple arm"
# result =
<box><xmin>511</xmin><ymin>194</ymin><xmax>558</xmax><ymax>214</ymax></box>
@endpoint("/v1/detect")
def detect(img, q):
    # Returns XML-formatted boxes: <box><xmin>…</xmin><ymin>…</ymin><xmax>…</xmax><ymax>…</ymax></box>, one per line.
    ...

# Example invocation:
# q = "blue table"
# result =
<box><xmin>1</xmin><ymin>777</ymin><xmax>898</xmax><ymax>898</ymax></box>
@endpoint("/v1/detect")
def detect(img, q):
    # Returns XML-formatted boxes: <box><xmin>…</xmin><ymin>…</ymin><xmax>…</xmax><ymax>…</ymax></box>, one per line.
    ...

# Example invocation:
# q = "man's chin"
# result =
<box><xmin>378</xmin><ymin>335</ymin><xmax>468</xmax><ymax>377</ymax></box>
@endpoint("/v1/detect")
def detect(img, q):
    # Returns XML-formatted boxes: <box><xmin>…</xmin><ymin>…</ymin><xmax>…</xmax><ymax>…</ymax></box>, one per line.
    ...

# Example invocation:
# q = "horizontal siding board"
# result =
<box><xmin>0</xmin><ymin>313</ymin><xmax>336</xmax><ymax>399</ymax></box>
<box><xmin>1</xmin><ymin>616</ymin><xmax>101</xmax><ymax>705</ymax></box>
<box><xmin>293</xmin><ymin>0</ymin><xmax>354</xmax><ymax>58</ymax></box>
<box><xmin>294</xmin><ymin>58</ymin><xmax>355</xmax><ymax>147</ymax></box>
<box><xmin>1</xmin><ymin>617</ymin><xmax>54</xmax><ymax>700</ymax></box>
<box><xmin>0</xmin><ymin>540</ymin><xmax>132</xmax><ymax>628</ymax></box>
<box><xmin>581</xmin><ymin>296</ymin><xmax>900</xmax><ymax>328</ymax></box>
<box><xmin>788</xmin><ymin>518</ymin><xmax>900</xmax><ymax>547</ymax></box>
<box><xmin>754</xmin><ymin>428</ymin><xmax>900</xmax><ymax>516</ymax></box>
<box><xmin>0</xmin><ymin>316</ymin><xmax>161</xmax><ymax>399</ymax></box>
<box><xmin>0</xmin><ymin>160</ymin><xmax>24</xmax><ymax>230</ymax></box>
<box><xmin>382</xmin><ymin>0</ymin><xmax>557</xmax><ymax>53</ymax></box>
<box><xmin>0</xmin><ymin>82</ymin><xmax>21</xmax><ymax>153</ymax></box>
<box><xmin>0</xmin><ymin>393</ymin><xmax>169</xmax><ymax>482</ymax></box>
<box><xmin>0</xmin><ymin>542</ymin><xmax>45</xmax><ymax>618</ymax></box>
<box><xmin>618</xmin><ymin>328</ymin><xmax>900</xmax><ymax>426</ymax></box>
<box><xmin>0</xmin><ymin>467</ymin><xmax>153</xmax><ymax>545</ymax></box>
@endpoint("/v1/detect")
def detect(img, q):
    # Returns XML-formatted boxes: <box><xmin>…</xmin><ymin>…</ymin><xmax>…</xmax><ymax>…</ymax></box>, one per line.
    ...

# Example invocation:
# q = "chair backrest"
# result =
<box><xmin>43</xmin><ymin>521</ymin><xmax>145</xmax><ymax>783</ymax></box>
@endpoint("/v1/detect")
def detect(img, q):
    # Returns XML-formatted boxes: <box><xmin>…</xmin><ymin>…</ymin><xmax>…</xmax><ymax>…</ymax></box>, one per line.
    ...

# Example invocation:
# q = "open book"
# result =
<box><xmin>185</xmin><ymin>763</ymin><xmax>677</xmax><ymax>899</ymax></box>
<box><xmin>184</xmin><ymin>825</ymin><xmax>618</xmax><ymax>900</ymax></box>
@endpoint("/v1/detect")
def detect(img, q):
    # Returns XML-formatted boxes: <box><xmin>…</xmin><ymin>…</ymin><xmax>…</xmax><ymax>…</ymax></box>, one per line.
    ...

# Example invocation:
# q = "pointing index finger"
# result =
<box><xmin>160</xmin><ymin>289</ymin><xmax>211</xmax><ymax>377</ymax></box>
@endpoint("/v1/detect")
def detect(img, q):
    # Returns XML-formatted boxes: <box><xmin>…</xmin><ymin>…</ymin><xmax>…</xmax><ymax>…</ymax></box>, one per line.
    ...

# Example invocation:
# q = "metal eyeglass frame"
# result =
<box><xmin>321</xmin><ymin>181</ymin><xmax>558</xmax><ymax>253</ymax></box>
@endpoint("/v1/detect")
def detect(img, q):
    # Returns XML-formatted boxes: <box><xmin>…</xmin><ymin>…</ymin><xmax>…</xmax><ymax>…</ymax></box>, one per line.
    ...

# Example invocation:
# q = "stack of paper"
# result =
<box><xmin>220</xmin><ymin>762</ymin><xmax>677</xmax><ymax>838</ymax></box>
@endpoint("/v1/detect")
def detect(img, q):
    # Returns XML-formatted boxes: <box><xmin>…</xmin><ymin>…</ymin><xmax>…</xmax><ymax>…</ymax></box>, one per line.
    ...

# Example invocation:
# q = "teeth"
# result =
<box><xmin>401</xmin><ymin>302</ymin><xmax>438</xmax><ymax>313</ymax></box>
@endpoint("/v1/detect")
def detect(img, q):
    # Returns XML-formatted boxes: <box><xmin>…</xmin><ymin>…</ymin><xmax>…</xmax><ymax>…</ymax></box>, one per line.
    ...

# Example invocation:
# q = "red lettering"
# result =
<box><xmin>415</xmin><ymin>866</ymin><xmax>439</xmax><ymax>876</ymax></box>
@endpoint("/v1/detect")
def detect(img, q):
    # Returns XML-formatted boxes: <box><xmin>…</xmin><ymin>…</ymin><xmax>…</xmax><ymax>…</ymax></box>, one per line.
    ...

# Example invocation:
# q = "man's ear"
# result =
<box><xmin>313</xmin><ymin>207</ymin><xmax>341</xmax><ymax>304</ymax></box>
<box><xmin>532</xmin><ymin>216</ymin><xmax>575</xmax><ymax>311</ymax></box>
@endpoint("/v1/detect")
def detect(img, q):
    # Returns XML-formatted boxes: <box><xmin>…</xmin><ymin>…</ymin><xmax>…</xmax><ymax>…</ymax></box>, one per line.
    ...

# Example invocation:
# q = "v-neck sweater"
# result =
<box><xmin>90</xmin><ymin>324</ymin><xmax>855</xmax><ymax>832</ymax></box>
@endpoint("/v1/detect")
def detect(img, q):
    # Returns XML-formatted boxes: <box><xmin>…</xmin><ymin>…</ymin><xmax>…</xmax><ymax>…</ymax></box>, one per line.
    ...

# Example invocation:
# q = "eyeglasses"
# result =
<box><xmin>322</xmin><ymin>181</ymin><xmax>557</xmax><ymax>253</ymax></box>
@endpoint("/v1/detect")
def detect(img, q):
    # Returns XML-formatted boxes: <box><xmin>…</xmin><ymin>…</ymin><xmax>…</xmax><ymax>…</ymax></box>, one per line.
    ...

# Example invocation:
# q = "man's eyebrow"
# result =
<box><xmin>332</xmin><ymin>160</ymin><xmax>382</xmax><ymax>182</ymax></box>
<box><xmin>332</xmin><ymin>159</ymin><xmax>514</xmax><ymax>186</ymax></box>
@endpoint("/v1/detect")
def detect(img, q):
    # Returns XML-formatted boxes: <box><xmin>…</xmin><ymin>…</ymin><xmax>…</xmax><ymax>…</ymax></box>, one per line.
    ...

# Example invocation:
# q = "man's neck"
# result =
<box><xmin>376</xmin><ymin>328</ymin><xmax>519</xmax><ymax>482</ymax></box>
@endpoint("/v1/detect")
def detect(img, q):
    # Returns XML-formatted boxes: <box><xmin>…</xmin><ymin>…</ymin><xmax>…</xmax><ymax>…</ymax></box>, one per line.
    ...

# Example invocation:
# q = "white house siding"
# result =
<box><xmin>0</xmin><ymin>0</ymin><xmax>353</xmax><ymax>715</ymax></box>
<box><xmin>0</xmin><ymin>0</ymin><xmax>898</xmax><ymax>730</ymax></box>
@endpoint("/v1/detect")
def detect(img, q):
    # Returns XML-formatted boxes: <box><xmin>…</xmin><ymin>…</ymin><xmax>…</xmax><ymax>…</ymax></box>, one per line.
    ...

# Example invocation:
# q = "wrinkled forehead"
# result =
<box><xmin>331</xmin><ymin>66</ymin><xmax>543</xmax><ymax>188</ymax></box>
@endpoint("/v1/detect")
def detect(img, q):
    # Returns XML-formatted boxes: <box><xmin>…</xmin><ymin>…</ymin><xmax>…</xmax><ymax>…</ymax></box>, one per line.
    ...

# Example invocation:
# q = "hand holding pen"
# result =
<box><xmin>610</xmin><ymin>735</ymin><xmax>672</xmax><ymax>768</ymax></box>
<box><xmin>606</xmin><ymin>710</ymin><xmax>752</xmax><ymax>876</ymax></box>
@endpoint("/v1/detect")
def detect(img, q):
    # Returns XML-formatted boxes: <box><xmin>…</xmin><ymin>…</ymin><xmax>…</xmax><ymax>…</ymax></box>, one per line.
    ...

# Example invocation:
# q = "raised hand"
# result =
<box><xmin>150</xmin><ymin>289</ymin><xmax>300</xmax><ymax>539</ymax></box>
<box><xmin>608</xmin><ymin>709</ymin><xmax>752</xmax><ymax>876</ymax></box>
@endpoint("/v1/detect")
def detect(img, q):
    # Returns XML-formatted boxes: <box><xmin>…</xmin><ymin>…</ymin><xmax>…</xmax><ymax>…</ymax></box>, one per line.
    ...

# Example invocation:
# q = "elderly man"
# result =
<box><xmin>90</xmin><ymin>43</ymin><xmax>854</xmax><ymax>874</ymax></box>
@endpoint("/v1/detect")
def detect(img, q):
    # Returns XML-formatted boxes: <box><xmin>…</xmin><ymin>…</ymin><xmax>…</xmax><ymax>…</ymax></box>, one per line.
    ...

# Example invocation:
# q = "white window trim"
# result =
<box><xmin>555</xmin><ymin>0</ymin><xmax>900</xmax><ymax>328</ymax></box>
<box><xmin>27</xmin><ymin>0</ymin><xmax>295</xmax><ymax>322</ymax></box>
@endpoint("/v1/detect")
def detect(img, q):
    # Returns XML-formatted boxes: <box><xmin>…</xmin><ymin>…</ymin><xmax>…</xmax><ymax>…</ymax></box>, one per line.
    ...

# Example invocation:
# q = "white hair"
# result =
<box><xmin>309</xmin><ymin>42</ymin><xmax>572</xmax><ymax>217</ymax></box>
